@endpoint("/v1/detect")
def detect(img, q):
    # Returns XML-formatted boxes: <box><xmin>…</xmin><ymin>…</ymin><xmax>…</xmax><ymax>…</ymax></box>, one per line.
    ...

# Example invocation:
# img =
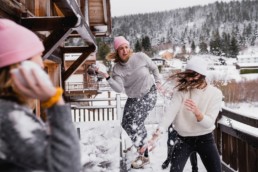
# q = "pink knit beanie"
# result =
<box><xmin>0</xmin><ymin>19</ymin><xmax>44</xmax><ymax>68</ymax></box>
<box><xmin>114</xmin><ymin>36</ymin><xmax>129</xmax><ymax>50</ymax></box>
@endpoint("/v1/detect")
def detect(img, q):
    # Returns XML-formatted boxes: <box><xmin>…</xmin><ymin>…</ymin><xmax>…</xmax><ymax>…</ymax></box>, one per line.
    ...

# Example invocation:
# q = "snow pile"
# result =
<box><xmin>75</xmin><ymin>121</ymin><xmax>121</xmax><ymax>172</ymax></box>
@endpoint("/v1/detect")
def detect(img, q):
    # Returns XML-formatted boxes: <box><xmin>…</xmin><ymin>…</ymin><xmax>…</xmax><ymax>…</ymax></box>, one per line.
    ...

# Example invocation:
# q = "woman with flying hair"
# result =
<box><xmin>149</xmin><ymin>56</ymin><xmax>223</xmax><ymax>172</ymax></box>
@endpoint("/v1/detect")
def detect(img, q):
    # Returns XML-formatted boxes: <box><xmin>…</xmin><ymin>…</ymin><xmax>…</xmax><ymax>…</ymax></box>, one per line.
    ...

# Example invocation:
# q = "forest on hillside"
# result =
<box><xmin>89</xmin><ymin>0</ymin><xmax>258</xmax><ymax>61</ymax></box>
<box><xmin>112</xmin><ymin>0</ymin><xmax>258</xmax><ymax>47</ymax></box>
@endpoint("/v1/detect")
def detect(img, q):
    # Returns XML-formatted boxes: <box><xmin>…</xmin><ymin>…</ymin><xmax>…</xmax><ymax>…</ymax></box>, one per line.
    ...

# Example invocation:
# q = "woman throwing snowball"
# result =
<box><xmin>97</xmin><ymin>36</ymin><xmax>162</xmax><ymax>169</ymax></box>
<box><xmin>0</xmin><ymin>19</ymin><xmax>80</xmax><ymax>172</ymax></box>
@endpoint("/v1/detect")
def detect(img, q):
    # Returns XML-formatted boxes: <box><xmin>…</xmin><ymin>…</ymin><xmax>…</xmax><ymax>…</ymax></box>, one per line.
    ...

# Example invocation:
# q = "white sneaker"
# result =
<box><xmin>131</xmin><ymin>155</ymin><xmax>150</xmax><ymax>169</ymax></box>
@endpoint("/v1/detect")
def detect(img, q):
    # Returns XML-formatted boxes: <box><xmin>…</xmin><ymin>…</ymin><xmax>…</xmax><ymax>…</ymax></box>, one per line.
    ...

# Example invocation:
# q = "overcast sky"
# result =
<box><xmin>110</xmin><ymin>0</ymin><xmax>235</xmax><ymax>17</ymax></box>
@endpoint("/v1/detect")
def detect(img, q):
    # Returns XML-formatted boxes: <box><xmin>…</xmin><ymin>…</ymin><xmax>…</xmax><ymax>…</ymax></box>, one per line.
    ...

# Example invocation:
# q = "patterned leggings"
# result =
<box><xmin>121</xmin><ymin>85</ymin><xmax>157</xmax><ymax>147</ymax></box>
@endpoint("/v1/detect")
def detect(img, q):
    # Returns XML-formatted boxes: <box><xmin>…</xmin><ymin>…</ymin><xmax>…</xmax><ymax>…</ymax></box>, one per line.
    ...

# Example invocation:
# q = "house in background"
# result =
<box><xmin>236</xmin><ymin>54</ymin><xmax>258</xmax><ymax>70</ymax></box>
<box><xmin>0</xmin><ymin>0</ymin><xmax>112</xmax><ymax>116</ymax></box>
<box><xmin>159</xmin><ymin>49</ymin><xmax>174</xmax><ymax>60</ymax></box>
<box><xmin>152</xmin><ymin>57</ymin><xmax>165</xmax><ymax>66</ymax></box>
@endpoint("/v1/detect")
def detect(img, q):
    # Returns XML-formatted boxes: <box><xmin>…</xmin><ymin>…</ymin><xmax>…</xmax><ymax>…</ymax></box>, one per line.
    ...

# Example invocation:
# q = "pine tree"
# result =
<box><xmin>210</xmin><ymin>30</ymin><xmax>222</xmax><ymax>56</ymax></box>
<box><xmin>141</xmin><ymin>36</ymin><xmax>151</xmax><ymax>51</ymax></box>
<box><xmin>199</xmin><ymin>42</ymin><xmax>208</xmax><ymax>54</ymax></box>
<box><xmin>191</xmin><ymin>41</ymin><xmax>196</xmax><ymax>54</ymax></box>
<box><xmin>181</xmin><ymin>44</ymin><xmax>186</xmax><ymax>54</ymax></box>
<box><xmin>229</xmin><ymin>36</ymin><xmax>239</xmax><ymax>58</ymax></box>
<box><xmin>134</xmin><ymin>40</ymin><xmax>142</xmax><ymax>52</ymax></box>
<box><xmin>221</xmin><ymin>32</ymin><xmax>230</xmax><ymax>57</ymax></box>
<box><xmin>96</xmin><ymin>38</ymin><xmax>111</xmax><ymax>60</ymax></box>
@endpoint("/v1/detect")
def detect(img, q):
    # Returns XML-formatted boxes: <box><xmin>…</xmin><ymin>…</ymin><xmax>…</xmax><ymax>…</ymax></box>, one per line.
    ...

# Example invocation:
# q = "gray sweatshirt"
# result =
<box><xmin>108</xmin><ymin>52</ymin><xmax>161</xmax><ymax>98</ymax></box>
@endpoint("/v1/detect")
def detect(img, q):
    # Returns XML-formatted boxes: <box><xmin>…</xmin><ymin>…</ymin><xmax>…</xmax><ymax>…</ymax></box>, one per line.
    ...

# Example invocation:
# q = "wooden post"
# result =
<box><xmin>35</xmin><ymin>99</ymin><xmax>41</xmax><ymax>118</ymax></box>
<box><xmin>108</xmin><ymin>91</ymin><xmax>111</xmax><ymax>105</ymax></box>
<box><xmin>116</xmin><ymin>94</ymin><xmax>121</xmax><ymax>121</ymax></box>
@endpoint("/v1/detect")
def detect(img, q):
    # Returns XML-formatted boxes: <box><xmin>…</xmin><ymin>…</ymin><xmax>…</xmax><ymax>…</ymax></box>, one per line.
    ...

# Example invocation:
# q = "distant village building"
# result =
<box><xmin>151</xmin><ymin>57</ymin><xmax>165</xmax><ymax>66</ymax></box>
<box><xmin>236</xmin><ymin>54</ymin><xmax>258</xmax><ymax>69</ymax></box>
<box><xmin>160</xmin><ymin>50</ymin><xmax>174</xmax><ymax>60</ymax></box>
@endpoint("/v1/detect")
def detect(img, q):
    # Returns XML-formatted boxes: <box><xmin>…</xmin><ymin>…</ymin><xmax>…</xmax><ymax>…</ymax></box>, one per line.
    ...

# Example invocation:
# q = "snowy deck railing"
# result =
<box><xmin>70</xmin><ymin>94</ymin><xmax>123</xmax><ymax>121</ymax></box>
<box><xmin>215</xmin><ymin>108</ymin><xmax>258</xmax><ymax>172</ymax></box>
<box><xmin>65</xmin><ymin>82</ymin><xmax>112</xmax><ymax>92</ymax></box>
<box><xmin>70</xmin><ymin>94</ymin><xmax>164</xmax><ymax>123</ymax></box>
<box><xmin>66</xmin><ymin>82</ymin><xmax>98</xmax><ymax>91</ymax></box>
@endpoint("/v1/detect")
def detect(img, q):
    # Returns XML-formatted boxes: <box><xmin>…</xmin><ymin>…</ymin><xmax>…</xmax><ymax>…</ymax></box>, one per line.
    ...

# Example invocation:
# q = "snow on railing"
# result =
<box><xmin>215</xmin><ymin>108</ymin><xmax>258</xmax><ymax>172</ymax></box>
<box><xmin>70</xmin><ymin>94</ymin><xmax>164</xmax><ymax>123</ymax></box>
<box><xmin>65</xmin><ymin>82</ymin><xmax>99</xmax><ymax>91</ymax></box>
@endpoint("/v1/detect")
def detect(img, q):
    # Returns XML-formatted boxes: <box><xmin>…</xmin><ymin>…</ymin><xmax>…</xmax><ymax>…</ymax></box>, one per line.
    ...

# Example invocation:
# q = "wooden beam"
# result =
<box><xmin>106</xmin><ymin>0</ymin><xmax>112</xmax><ymax>36</ymax></box>
<box><xmin>0</xmin><ymin>0</ymin><xmax>28</xmax><ymax>21</ymax></box>
<box><xmin>43</xmin><ymin>28</ymin><xmax>73</xmax><ymax>59</ymax></box>
<box><xmin>61</xmin><ymin>46</ymin><xmax>92</xmax><ymax>53</ymax></box>
<box><xmin>63</xmin><ymin>45</ymin><xmax>96</xmax><ymax>81</ymax></box>
<box><xmin>20</xmin><ymin>16</ymin><xmax>78</xmax><ymax>31</ymax></box>
<box><xmin>52</xmin><ymin>0</ymin><xmax>78</xmax><ymax>16</ymax></box>
<box><xmin>75</xmin><ymin>21</ymin><xmax>97</xmax><ymax>45</ymax></box>
<box><xmin>47</xmin><ymin>48</ymin><xmax>63</xmax><ymax>64</ymax></box>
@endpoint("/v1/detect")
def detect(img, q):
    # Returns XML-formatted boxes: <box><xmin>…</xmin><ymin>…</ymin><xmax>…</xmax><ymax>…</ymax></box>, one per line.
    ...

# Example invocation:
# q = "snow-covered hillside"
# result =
<box><xmin>112</xmin><ymin>1</ymin><xmax>258</xmax><ymax>48</ymax></box>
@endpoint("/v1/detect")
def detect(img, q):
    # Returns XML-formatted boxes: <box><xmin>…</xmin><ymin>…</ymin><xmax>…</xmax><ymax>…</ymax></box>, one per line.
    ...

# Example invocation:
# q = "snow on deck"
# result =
<box><xmin>75</xmin><ymin>121</ymin><xmax>120</xmax><ymax>172</ymax></box>
<box><xmin>75</xmin><ymin>121</ymin><xmax>206</xmax><ymax>172</ymax></box>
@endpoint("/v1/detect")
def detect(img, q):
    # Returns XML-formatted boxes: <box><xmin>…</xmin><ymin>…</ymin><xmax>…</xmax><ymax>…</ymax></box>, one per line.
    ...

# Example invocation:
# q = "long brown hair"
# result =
<box><xmin>105</xmin><ymin>49</ymin><xmax>133</xmax><ymax>63</ymax></box>
<box><xmin>0</xmin><ymin>64</ymin><xmax>30</xmax><ymax>105</ymax></box>
<box><xmin>168</xmin><ymin>70</ymin><xmax>207</xmax><ymax>92</ymax></box>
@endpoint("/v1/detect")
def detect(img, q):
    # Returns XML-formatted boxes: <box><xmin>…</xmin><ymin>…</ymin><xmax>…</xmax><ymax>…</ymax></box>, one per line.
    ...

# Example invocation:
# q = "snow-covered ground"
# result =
<box><xmin>75</xmin><ymin>121</ymin><xmax>208</xmax><ymax>172</ymax></box>
<box><xmin>77</xmin><ymin>121</ymin><xmax>120</xmax><ymax>172</ymax></box>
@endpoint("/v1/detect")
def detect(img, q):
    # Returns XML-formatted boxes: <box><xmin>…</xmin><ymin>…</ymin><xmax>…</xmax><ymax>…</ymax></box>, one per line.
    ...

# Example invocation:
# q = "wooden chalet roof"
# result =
<box><xmin>0</xmin><ymin>0</ymin><xmax>112</xmax><ymax>81</ymax></box>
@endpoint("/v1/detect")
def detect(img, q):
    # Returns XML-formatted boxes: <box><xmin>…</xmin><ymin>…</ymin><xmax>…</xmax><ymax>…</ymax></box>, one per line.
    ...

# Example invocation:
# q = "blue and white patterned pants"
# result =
<box><xmin>121</xmin><ymin>85</ymin><xmax>157</xmax><ymax>147</ymax></box>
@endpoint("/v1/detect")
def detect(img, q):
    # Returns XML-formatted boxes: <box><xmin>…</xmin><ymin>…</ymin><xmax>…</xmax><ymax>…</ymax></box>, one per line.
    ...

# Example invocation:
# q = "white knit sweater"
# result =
<box><xmin>159</xmin><ymin>84</ymin><xmax>223</xmax><ymax>137</ymax></box>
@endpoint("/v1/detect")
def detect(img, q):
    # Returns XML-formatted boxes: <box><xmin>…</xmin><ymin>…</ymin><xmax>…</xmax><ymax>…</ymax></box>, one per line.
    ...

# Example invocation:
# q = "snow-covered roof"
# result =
<box><xmin>158</xmin><ymin>48</ymin><xmax>173</xmax><ymax>55</ymax></box>
<box><xmin>152</xmin><ymin>58</ymin><xmax>165</xmax><ymax>61</ymax></box>
<box><xmin>236</xmin><ymin>63</ymin><xmax>258</xmax><ymax>68</ymax></box>
<box><xmin>65</xmin><ymin>53</ymin><xmax>96</xmax><ymax>61</ymax></box>
<box><xmin>237</xmin><ymin>54</ymin><xmax>258</xmax><ymax>59</ymax></box>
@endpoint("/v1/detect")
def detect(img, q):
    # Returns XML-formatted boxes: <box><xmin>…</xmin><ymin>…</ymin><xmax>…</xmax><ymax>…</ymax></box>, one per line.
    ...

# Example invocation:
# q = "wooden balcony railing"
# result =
<box><xmin>65</xmin><ymin>82</ymin><xmax>99</xmax><ymax>91</ymax></box>
<box><xmin>65</xmin><ymin>81</ymin><xmax>111</xmax><ymax>92</ymax></box>
<box><xmin>70</xmin><ymin>94</ymin><xmax>164</xmax><ymax>123</ymax></box>
<box><xmin>215</xmin><ymin>107</ymin><xmax>258</xmax><ymax>172</ymax></box>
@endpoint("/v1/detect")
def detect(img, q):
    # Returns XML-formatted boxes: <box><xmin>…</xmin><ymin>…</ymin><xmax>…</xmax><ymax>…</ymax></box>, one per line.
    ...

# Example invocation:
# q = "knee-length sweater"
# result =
<box><xmin>0</xmin><ymin>99</ymin><xmax>81</xmax><ymax>172</ymax></box>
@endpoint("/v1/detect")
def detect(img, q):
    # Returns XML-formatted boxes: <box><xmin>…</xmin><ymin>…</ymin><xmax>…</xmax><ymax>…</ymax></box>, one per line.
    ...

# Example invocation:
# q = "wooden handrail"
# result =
<box><xmin>215</xmin><ymin>108</ymin><xmax>258</xmax><ymax>172</ymax></box>
<box><xmin>219</xmin><ymin>107</ymin><xmax>258</xmax><ymax>128</ymax></box>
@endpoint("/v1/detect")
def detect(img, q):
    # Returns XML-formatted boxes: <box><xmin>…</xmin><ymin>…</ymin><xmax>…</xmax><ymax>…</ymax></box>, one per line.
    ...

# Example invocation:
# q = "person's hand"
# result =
<box><xmin>184</xmin><ymin>99</ymin><xmax>203</xmax><ymax>121</ymax></box>
<box><xmin>156</xmin><ymin>82</ymin><xmax>168</xmax><ymax>96</ymax></box>
<box><xmin>11</xmin><ymin>66</ymin><xmax>57</xmax><ymax>102</ymax></box>
<box><xmin>138</xmin><ymin>129</ymin><xmax>161</xmax><ymax>154</ymax></box>
<box><xmin>96</xmin><ymin>68</ymin><xmax>109</xmax><ymax>79</ymax></box>
<box><xmin>156</xmin><ymin>82</ymin><xmax>162</xmax><ymax>91</ymax></box>
<box><xmin>149</xmin><ymin>129</ymin><xmax>161</xmax><ymax>146</ymax></box>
